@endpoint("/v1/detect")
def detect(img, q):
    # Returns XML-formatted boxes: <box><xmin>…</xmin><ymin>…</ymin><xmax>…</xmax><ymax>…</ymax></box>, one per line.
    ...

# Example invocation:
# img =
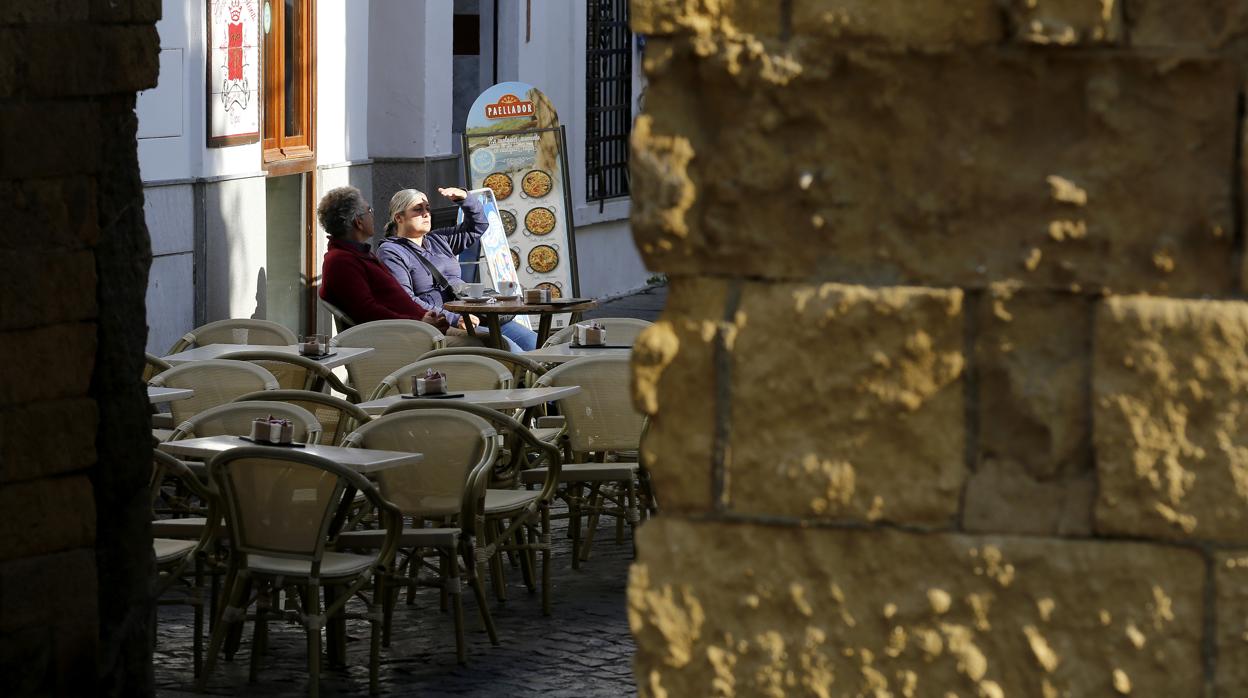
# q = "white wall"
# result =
<box><xmin>318</xmin><ymin>0</ymin><xmax>371</xmax><ymax>164</ymax></box>
<box><xmin>497</xmin><ymin>1</ymin><xmax>651</xmax><ymax>294</ymax></box>
<box><xmin>369</xmin><ymin>0</ymin><xmax>455</xmax><ymax>158</ymax></box>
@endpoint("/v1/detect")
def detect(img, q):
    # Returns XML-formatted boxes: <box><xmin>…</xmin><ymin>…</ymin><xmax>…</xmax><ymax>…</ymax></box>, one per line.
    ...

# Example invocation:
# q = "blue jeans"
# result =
<box><xmin>501</xmin><ymin>319</ymin><xmax>538</xmax><ymax>352</ymax></box>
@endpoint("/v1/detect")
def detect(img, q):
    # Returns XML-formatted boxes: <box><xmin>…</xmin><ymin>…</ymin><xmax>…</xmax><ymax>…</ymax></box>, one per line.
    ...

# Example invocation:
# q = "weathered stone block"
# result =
<box><xmin>1217</xmin><ymin>553</ymin><xmax>1248</xmax><ymax>694</ymax></box>
<box><xmin>0</xmin><ymin>399</ymin><xmax>98</xmax><ymax>484</ymax></box>
<box><xmin>11</xmin><ymin>25</ymin><xmax>159</xmax><ymax>96</ymax></box>
<box><xmin>0</xmin><ymin>324</ymin><xmax>96</xmax><ymax>408</ymax></box>
<box><xmin>963</xmin><ymin>459</ymin><xmax>1095</xmax><ymax>535</ymax></box>
<box><xmin>635</xmin><ymin>45</ymin><xmax>1237</xmax><ymax>295</ymax></box>
<box><xmin>1094</xmin><ymin>296</ymin><xmax>1248</xmax><ymax>543</ymax></box>
<box><xmin>0</xmin><ymin>178</ymin><xmax>99</xmax><ymax>250</ymax></box>
<box><xmin>0</xmin><ymin>102</ymin><xmax>101</xmax><ymax>178</ymax></box>
<box><xmin>0</xmin><ymin>549</ymin><xmax>98</xmax><ymax>696</ymax></box>
<box><xmin>792</xmin><ymin>0</ymin><xmax>1003</xmax><ymax>49</ymax></box>
<box><xmin>632</xmin><ymin>276</ymin><xmax>725</xmax><ymax>512</ymax></box>
<box><xmin>977</xmin><ymin>288</ymin><xmax>1091</xmax><ymax>480</ymax></box>
<box><xmin>632</xmin><ymin>519</ymin><xmax>1206</xmax><ymax>698</ymax></box>
<box><xmin>0</xmin><ymin>250</ymin><xmax>97</xmax><ymax>331</ymax></box>
<box><xmin>0</xmin><ymin>0</ymin><xmax>89</xmax><ymax>24</ymax></box>
<box><xmin>1005</xmin><ymin>0</ymin><xmax>1122</xmax><ymax>45</ymax></box>
<box><xmin>0</xmin><ymin>32</ymin><xmax>14</xmax><ymax>98</ymax></box>
<box><xmin>631</xmin><ymin>0</ymin><xmax>783</xmax><ymax>38</ymax></box>
<box><xmin>0</xmin><ymin>477</ymin><xmax>96</xmax><ymax>562</ymax></box>
<box><xmin>964</xmin><ymin>288</ymin><xmax>1094</xmax><ymax>535</ymax></box>
<box><xmin>1128</xmin><ymin>0</ymin><xmax>1248</xmax><ymax>50</ymax></box>
<box><xmin>724</xmin><ymin>282</ymin><xmax>965</xmax><ymax>524</ymax></box>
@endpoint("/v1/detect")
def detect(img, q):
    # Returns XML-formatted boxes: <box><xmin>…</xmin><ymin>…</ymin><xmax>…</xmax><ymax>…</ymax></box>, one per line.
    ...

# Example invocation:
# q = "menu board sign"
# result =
<box><xmin>463</xmin><ymin>82</ymin><xmax>579</xmax><ymax>328</ymax></box>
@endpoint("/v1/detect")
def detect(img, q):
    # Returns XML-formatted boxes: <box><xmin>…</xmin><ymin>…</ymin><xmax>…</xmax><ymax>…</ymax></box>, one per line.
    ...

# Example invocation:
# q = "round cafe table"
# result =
<box><xmin>443</xmin><ymin>298</ymin><xmax>598</xmax><ymax>349</ymax></box>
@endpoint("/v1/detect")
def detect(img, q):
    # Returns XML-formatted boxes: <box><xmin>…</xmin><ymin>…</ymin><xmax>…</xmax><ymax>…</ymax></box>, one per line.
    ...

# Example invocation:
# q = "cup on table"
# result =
<box><xmin>298</xmin><ymin>334</ymin><xmax>328</xmax><ymax>356</ymax></box>
<box><xmin>231</xmin><ymin>328</ymin><xmax>249</xmax><ymax>344</ymax></box>
<box><xmin>463</xmin><ymin>282</ymin><xmax>487</xmax><ymax>298</ymax></box>
<box><xmin>498</xmin><ymin>280</ymin><xmax>520</xmax><ymax>296</ymax></box>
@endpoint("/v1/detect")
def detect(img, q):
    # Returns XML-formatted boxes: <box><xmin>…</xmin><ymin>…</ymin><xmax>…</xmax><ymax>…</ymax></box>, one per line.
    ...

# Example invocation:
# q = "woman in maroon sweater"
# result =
<box><xmin>317</xmin><ymin>186</ymin><xmax>449</xmax><ymax>330</ymax></box>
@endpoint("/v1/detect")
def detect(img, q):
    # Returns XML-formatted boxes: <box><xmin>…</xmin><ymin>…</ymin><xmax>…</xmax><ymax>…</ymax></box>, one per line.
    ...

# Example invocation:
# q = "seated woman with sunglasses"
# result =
<box><xmin>378</xmin><ymin>187</ymin><xmax>538</xmax><ymax>351</ymax></box>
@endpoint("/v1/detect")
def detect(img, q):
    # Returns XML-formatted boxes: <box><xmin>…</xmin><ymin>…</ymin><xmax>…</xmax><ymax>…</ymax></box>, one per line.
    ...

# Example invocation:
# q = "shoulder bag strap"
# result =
<box><xmin>401</xmin><ymin>239</ymin><xmax>459</xmax><ymax>299</ymax></box>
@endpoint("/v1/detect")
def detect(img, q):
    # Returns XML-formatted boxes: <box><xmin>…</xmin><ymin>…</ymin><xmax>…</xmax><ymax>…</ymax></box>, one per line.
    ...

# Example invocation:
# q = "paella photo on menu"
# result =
<box><xmin>463</xmin><ymin>81</ymin><xmax>580</xmax><ymax>323</ymax></box>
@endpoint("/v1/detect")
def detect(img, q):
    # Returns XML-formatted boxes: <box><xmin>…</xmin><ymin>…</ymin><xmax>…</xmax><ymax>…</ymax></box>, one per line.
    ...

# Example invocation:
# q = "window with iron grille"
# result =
<box><xmin>586</xmin><ymin>0</ymin><xmax>632</xmax><ymax>203</ymax></box>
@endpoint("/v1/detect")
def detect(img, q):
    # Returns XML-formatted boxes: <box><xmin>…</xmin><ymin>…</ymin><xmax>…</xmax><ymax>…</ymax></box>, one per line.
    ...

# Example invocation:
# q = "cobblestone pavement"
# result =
<box><xmin>583</xmin><ymin>283</ymin><xmax>666</xmax><ymax>323</ymax></box>
<box><xmin>155</xmin><ymin>504</ymin><xmax>639</xmax><ymax>697</ymax></box>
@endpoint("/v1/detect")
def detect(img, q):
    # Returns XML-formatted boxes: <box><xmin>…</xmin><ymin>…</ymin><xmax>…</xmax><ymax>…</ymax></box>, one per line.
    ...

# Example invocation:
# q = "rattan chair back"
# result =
<box><xmin>235</xmin><ymin>389</ymin><xmax>370</xmax><ymax>446</ymax></box>
<box><xmin>318</xmin><ymin>296</ymin><xmax>356</xmax><ymax>334</ymax></box>
<box><xmin>169</xmin><ymin>400</ymin><xmax>321</xmax><ymax>444</ymax></box>
<box><xmin>344</xmin><ymin>409</ymin><xmax>495</xmax><ymax>519</ymax></box>
<box><xmin>167</xmin><ymin>318</ymin><xmax>297</xmax><ymax>354</ymax></box>
<box><xmin>209</xmin><ymin>448</ymin><xmax>352</xmax><ymax>564</ymax></box>
<box><xmin>216</xmin><ymin>349</ymin><xmax>360</xmax><ymax>402</ymax></box>
<box><xmin>372</xmin><ymin>355</ymin><xmax>512</xmax><ymax>400</ymax></box>
<box><xmin>149</xmin><ymin>359</ymin><xmax>279</xmax><ymax>424</ymax></box>
<box><xmin>144</xmin><ymin>353</ymin><xmax>171</xmax><ymax>382</ymax></box>
<box><xmin>537</xmin><ymin>355</ymin><xmax>643</xmax><ymax>453</ymax></box>
<box><xmin>420</xmin><ymin>346</ymin><xmax>549</xmax><ymax>388</ymax></box>
<box><xmin>541</xmin><ymin>317</ymin><xmax>652</xmax><ymax>347</ymax></box>
<box><xmin>332</xmin><ymin>320</ymin><xmax>446</xmax><ymax>400</ymax></box>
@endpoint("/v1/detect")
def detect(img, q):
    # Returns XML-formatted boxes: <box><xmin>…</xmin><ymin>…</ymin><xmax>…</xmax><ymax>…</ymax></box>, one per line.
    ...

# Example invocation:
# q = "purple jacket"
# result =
<box><xmin>377</xmin><ymin>195</ymin><xmax>487</xmax><ymax>328</ymax></box>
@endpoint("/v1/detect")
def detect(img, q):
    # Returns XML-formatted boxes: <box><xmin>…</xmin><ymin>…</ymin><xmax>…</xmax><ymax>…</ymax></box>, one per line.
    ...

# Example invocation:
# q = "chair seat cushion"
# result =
<box><xmin>484</xmin><ymin>488</ymin><xmax>539</xmax><ymax>514</ymax></box>
<box><xmin>153</xmin><ymin>538</ymin><xmax>196</xmax><ymax>565</ymax></box>
<box><xmin>246</xmin><ymin>551</ymin><xmax>377</xmax><ymax>579</ymax></box>
<box><xmin>520</xmin><ymin>461</ymin><xmax>639</xmax><ymax>484</ymax></box>
<box><xmin>337</xmin><ymin>527</ymin><xmax>459</xmax><ymax>549</ymax></box>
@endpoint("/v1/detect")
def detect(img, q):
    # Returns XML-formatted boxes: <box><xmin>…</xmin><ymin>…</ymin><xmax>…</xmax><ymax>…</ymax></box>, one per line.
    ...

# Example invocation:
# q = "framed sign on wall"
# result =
<box><xmin>207</xmin><ymin>0</ymin><xmax>261</xmax><ymax>147</ymax></box>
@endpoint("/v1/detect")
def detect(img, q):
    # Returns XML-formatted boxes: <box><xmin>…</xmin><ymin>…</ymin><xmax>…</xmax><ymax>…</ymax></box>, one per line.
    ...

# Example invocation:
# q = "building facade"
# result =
<box><xmin>138</xmin><ymin>0</ymin><xmax>647</xmax><ymax>353</ymax></box>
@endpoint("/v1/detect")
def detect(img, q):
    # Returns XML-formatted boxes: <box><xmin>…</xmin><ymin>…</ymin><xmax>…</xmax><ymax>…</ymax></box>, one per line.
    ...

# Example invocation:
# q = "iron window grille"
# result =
<box><xmin>586</xmin><ymin>0</ymin><xmax>632</xmax><ymax>204</ymax></box>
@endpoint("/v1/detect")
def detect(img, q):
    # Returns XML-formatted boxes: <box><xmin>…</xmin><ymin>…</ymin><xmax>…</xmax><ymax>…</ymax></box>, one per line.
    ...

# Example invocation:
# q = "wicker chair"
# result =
<box><xmin>420</xmin><ymin>346</ymin><xmax>550</xmax><ymax>388</ymax></box>
<box><xmin>520</xmin><ymin>355</ymin><xmax>648</xmax><ymax>567</ymax></box>
<box><xmin>216</xmin><ymin>349</ymin><xmax>361</xmax><ymax>402</ymax></box>
<box><xmin>540</xmin><ymin>317</ymin><xmax>652</xmax><ymax>347</ymax></box>
<box><xmin>339</xmin><ymin>408</ymin><xmax>506</xmax><ymax>662</ymax></box>
<box><xmin>370</xmin><ymin>355</ymin><xmax>513</xmax><ymax>401</ymax></box>
<box><xmin>167</xmin><ymin>401</ymin><xmax>322</xmax><ymax>444</ymax></box>
<box><xmin>147</xmin><ymin>353</ymin><xmax>176</xmax><ymax>430</ymax></box>
<box><xmin>235</xmin><ymin>389</ymin><xmax>372</xmax><ymax>447</ymax></box>
<box><xmin>144</xmin><ymin>352</ymin><xmax>171</xmax><ymax>382</ymax></box>
<box><xmin>332</xmin><ymin>320</ymin><xmax>446</xmax><ymax>400</ymax></box>
<box><xmin>199</xmin><ymin>447</ymin><xmax>401</xmax><ymax>697</ymax></box>
<box><xmin>166</xmin><ymin>318</ymin><xmax>297</xmax><ymax>355</ymax></box>
<box><xmin>148</xmin><ymin>359</ymin><xmax>279</xmax><ymax>429</ymax></box>
<box><xmin>370</xmin><ymin>401</ymin><xmax>563</xmax><ymax>614</ymax></box>
<box><xmin>319</xmin><ymin>296</ymin><xmax>356</xmax><ymax>333</ymax></box>
<box><xmin>151</xmin><ymin>450</ymin><xmax>220</xmax><ymax>677</ymax></box>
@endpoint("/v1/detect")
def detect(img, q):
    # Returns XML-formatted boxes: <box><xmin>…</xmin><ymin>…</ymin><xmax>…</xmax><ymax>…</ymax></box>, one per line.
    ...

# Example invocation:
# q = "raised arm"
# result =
<box><xmin>430</xmin><ymin>186</ymin><xmax>487</xmax><ymax>253</ymax></box>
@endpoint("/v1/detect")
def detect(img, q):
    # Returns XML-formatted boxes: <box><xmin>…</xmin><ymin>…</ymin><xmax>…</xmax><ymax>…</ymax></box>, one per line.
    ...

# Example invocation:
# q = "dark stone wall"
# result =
<box><xmin>0</xmin><ymin>1</ymin><xmax>160</xmax><ymax>695</ymax></box>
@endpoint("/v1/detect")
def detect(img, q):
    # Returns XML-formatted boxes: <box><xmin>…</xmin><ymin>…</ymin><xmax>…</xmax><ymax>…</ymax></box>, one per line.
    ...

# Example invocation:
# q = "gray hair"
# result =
<box><xmin>317</xmin><ymin>186</ymin><xmax>369</xmax><ymax>238</ymax></box>
<box><xmin>385</xmin><ymin>188</ymin><xmax>428</xmax><ymax>235</ymax></box>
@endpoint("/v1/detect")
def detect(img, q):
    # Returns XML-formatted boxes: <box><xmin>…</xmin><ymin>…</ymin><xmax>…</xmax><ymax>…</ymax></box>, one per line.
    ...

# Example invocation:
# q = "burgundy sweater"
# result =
<box><xmin>319</xmin><ymin>237</ymin><xmax>430</xmax><ymax>323</ymax></box>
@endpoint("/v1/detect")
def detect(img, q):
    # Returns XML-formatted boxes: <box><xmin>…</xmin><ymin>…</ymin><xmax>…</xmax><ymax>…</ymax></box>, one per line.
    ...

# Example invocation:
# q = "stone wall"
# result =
<box><xmin>629</xmin><ymin>1</ymin><xmax>1248</xmax><ymax>695</ymax></box>
<box><xmin>0</xmin><ymin>1</ymin><xmax>159</xmax><ymax>695</ymax></box>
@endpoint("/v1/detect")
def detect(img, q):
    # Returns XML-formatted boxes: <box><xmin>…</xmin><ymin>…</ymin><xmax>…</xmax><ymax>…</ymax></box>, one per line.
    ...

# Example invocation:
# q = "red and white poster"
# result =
<box><xmin>207</xmin><ymin>0</ymin><xmax>260</xmax><ymax>147</ymax></box>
